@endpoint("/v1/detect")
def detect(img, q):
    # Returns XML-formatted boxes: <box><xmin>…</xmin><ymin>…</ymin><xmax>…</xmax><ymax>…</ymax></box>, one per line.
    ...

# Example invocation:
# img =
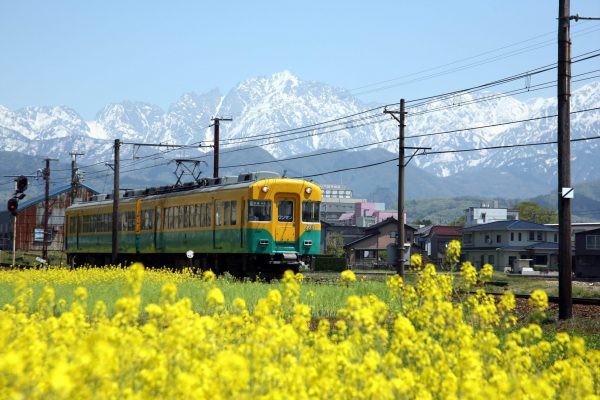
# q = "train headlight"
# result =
<box><xmin>305</xmin><ymin>187</ymin><xmax>312</xmax><ymax>194</ymax></box>
<box><xmin>261</xmin><ymin>185</ymin><xmax>269</xmax><ymax>193</ymax></box>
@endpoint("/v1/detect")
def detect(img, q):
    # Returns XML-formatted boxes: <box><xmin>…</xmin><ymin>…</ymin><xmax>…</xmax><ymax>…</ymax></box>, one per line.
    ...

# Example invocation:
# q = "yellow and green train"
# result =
<box><xmin>65</xmin><ymin>172</ymin><xmax>322</xmax><ymax>276</ymax></box>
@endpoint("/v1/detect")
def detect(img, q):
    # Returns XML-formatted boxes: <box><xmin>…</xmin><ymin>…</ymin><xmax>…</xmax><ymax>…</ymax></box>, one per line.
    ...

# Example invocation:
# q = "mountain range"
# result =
<box><xmin>1</xmin><ymin>71</ymin><xmax>599</xmax><ymax>203</ymax></box>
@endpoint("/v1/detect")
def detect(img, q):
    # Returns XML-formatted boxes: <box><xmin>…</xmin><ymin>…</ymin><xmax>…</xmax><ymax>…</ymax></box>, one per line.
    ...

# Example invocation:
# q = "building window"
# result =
<box><xmin>554</xmin><ymin>233</ymin><xmax>558</xmax><ymax>243</ymax></box>
<box><xmin>586</xmin><ymin>235</ymin><xmax>600</xmax><ymax>250</ymax></box>
<box><xmin>537</xmin><ymin>232</ymin><xmax>543</xmax><ymax>241</ymax></box>
<box><xmin>488</xmin><ymin>255</ymin><xmax>495</xmax><ymax>265</ymax></box>
<box><xmin>529</xmin><ymin>231</ymin><xmax>535</xmax><ymax>241</ymax></box>
<box><xmin>518</xmin><ymin>232</ymin><xmax>522</xmax><ymax>241</ymax></box>
<box><xmin>510</xmin><ymin>232</ymin><xmax>514</xmax><ymax>241</ymax></box>
<box><xmin>463</xmin><ymin>234</ymin><xmax>473</xmax><ymax>244</ymax></box>
<box><xmin>496</xmin><ymin>234</ymin><xmax>502</xmax><ymax>243</ymax></box>
<box><xmin>484</xmin><ymin>234</ymin><xmax>491</xmax><ymax>244</ymax></box>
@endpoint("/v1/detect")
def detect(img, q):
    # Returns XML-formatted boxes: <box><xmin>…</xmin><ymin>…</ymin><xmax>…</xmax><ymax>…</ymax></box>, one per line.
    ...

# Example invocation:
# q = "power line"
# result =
<box><xmin>350</xmin><ymin>24</ymin><xmax>600</xmax><ymax>95</ymax></box>
<box><xmin>404</xmin><ymin>48</ymin><xmax>600</xmax><ymax>109</ymax></box>
<box><xmin>406</xmin><ymin>106</ymin><xmax>600</xmax><ymax>140</ymax></box>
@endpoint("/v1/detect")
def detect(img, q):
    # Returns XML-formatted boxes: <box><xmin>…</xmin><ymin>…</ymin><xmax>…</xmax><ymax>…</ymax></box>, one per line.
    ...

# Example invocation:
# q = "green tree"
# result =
<box><xmin>448</xmin><ymin>215</ymin><xmax>466</xmax><ymax>226</ymax></box>
<box><xmin>514</xmin><ymin>201</ymin><xmax>558</xmax><ymax>224</ymax></box>
<box><xmin>326</xmin><ymin>232</ymin><xmax>345</xmax><ymax>257</ymax></box>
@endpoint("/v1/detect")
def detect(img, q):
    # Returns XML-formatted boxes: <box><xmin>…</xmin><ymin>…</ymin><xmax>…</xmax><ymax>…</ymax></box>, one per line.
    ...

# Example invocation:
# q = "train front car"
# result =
<box><xmin>246</xmin><ymin>177</ymin><xmax>321</xmax><ymax>275</ymax></box>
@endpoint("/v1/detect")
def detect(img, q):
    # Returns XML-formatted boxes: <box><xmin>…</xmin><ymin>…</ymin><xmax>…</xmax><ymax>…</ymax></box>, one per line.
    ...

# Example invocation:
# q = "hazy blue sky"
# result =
<box><xmin>1</xmin><ymin>1</ymin><xmax>599</xmax><ymax>119</ymax></box>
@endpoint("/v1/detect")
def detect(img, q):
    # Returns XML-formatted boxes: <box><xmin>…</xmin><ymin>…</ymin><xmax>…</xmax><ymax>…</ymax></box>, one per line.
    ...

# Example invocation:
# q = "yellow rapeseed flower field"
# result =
<box><xmin>0</xmin><ymin>262</ymin><xmax>599</xmax><ymax>399</ymax></box>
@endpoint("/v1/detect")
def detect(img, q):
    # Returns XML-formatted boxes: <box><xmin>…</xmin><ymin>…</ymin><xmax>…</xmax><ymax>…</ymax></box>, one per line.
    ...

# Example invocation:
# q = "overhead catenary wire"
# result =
<box><xmin>350</xmin><ymin>23</ymin><xmax>600</xmax><ymax>95</ymax></box>
<box><xmin>222</xmin><ymin>107</ymin><xmax>600</xmax><ymax>174</ymax></box>
<box><xmin>293</xmin><ymin>131</ymin><xmax>600</xmax><ymax>180</ymax></box>
<box><xmin>4</xmin><ymin>43</ymin><xmax>600</xmax><ymax>189</ymax></box>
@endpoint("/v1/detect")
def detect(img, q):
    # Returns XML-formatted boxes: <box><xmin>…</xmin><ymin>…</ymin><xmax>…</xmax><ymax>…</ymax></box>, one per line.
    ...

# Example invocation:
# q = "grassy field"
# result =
<box><xmin>0</xmin><ymin>267</ymin><xmax>392</xmax><ymax>319</ymax></box>
<box><xmin>1</xmin><ymin>266</ymin><xmax>599</xmax><ymax>348</ymax></box>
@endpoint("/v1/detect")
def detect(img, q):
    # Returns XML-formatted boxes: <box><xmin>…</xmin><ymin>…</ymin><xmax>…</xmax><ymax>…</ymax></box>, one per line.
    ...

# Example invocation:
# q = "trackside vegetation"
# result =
<box><xmin>0</xmin><ymin>242</ymin><xmax>599</xmax><ymax>399</ymax></box>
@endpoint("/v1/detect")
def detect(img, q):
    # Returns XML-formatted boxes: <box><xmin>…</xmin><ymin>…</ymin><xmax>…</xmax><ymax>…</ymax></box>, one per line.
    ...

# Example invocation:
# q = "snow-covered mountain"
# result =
<box><xmin>0</xmin><ymin>71</ymin><xmax>599</xmax><ymax>189</ymax></box>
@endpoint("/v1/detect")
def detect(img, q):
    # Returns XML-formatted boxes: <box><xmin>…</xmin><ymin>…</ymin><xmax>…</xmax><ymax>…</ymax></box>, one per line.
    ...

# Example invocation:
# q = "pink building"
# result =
<box><xmin>339</xmin><ymin>202</ymin><xmax>398</xmax><ymax>227</ymax></box>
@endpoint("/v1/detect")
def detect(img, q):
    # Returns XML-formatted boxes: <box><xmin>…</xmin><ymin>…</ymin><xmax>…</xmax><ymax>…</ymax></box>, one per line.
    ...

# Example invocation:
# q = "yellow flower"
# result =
<box><xmin>202</xmin><ymin>270</ymin><xmax>216</xmax><ymax>283</ymax></box>
<box><xmin>340</xmin><ymin>269</ymin><xmax>356</xmax><ymax>285</ymax></box>
<box><xmin>207</xmin><ymin>287</ymin><xmax>225</xmax><ymax>308</ymax></box>
<box><xmin>460</xmin><ymin>261</ymin><xmax>478</xmax><ymax>287</ymax></box>
<box><xmin>479</xmin><ymin>263</ymin><xmax>494</xmax><ymax>283</ymax></box>
<box><xmin>528</xmin><ymin>289</ymin><xmax>549</xmax><ymax>312</ymax></box>
<box><xmin>446</xmin><ymin>239</ymin><xmax>461</xmax><ymax>267</ymax></box>
<box><xmin>410</xmin><ymin>254</ymin><xmax>423</xmax><ymax>270</ymax></box>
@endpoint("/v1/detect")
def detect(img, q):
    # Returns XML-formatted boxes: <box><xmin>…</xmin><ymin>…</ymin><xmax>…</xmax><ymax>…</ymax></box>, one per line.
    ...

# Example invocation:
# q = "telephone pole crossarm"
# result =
<box><xmin>403</xmin><ymin>147</ymin><xmax>432</xmax><ymax>167</ymax></box>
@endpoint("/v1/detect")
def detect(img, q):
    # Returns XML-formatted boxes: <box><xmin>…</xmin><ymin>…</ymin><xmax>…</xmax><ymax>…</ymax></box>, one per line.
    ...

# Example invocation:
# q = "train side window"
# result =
<box><xmin>183</xmin><ymin>206</ymin><xmax>189</xmax><ymax>228</ymax></box>
<box><xmin>143</xmin><ymin>209</ymin><xmax>153</xmax><ymax>230</ymax></box>
<box><xmin>215</xmin><ymin>201</ymin><xmax>222</xmax><ymax>226</ymax></box>
<box><xmin>156</xmin><ymin>208</ymin><xmax>162</xmax><ymax>230</ymax></box>
<box><xmin>278</xmin><ymin>200</ymin><xmax>294</xmax><ymax>222</ymax></box>
<box><xmin>231</xmin><ymin>201</ymin><xmax>237</xmax><ymax>226</ymax></box>
<box><xmin>206</xmin><ymin>204</ymin><xmax>212</xmax><ymax>226</ymax></box>
<box><xmin>302</xmin><ymin>201</ymin><xmax>321</xmax><ymax>223</ymax></box>
<box><xmin>165</xmin><ymin>208</ymin><xmax>171</xmax><ymax>230</ymax></box>
<box><xmin>248</xmin><ymin>200</ymin><xmax>271</xmax><ymax>222</ymax></box>
<box><xmin>128</xmin><ymin>211</ymin><xmax>135</xmax><ymax>231</ymax></box>
<box><xmin>224</xmin><ymin>201</ymin><xmax>231</xmax><ymax>226</ymax></box>
<box><xmin>174</xmin><ymin>207</ymin><xmax>180</xmax><ymax>229</ymax></box>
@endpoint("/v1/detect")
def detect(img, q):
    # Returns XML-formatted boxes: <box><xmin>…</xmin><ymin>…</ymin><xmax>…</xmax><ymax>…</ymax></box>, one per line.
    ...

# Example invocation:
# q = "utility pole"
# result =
<box><xmin>557</xmin><ymin>0</ymin><xmax>572</xmax><ymax>321</ymax></box>
<box><xmin>556</xmin><ymin>0</ymin><xmax>600</xmax><ymax>322</ymax></box>
<box><xmin>70</xmin><ymin>152</ymin><xmax>84</xmax><ymax>205</ymax></box>
<box><xmin>210</xmin><ymin>117</ymin><xmax>232</xmax><ymax>178</ymax></box>
<box><xmin>42</xmin><ymin>158</ymin><xmax>58</xmax><ymax>261</ymax></box>
<box><xmin>112</xmin><ymin>139</ymin><xmax>120</xmax><ymax>265</ymax></box>
<box><xmin>108</xmin><ymin>140</ymin><xmax>203</xmax><ymax>265</ymax></box>
<box><xmin>384</xmin><ymin>100</ymin><xmax>430</xmax><ymax>277</ymax></box>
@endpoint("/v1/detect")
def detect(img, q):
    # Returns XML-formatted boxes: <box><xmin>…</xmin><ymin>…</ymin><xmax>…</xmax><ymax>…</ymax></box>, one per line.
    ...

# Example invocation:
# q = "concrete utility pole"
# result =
<box><xmin>557</xmin><ymin>0</ymin><xmax>572</xmax><ymax>320</ymax></box>
<box><xmin>210</xmin><ymin>117</ymin><xmax>232</xmax><ymax>178</ymax></box>
<box><xmin>70</xmin><ymin>152</ymin><xmax>84</xmax><ymax>205</ymax></box>
<box><xmin>42</xmin><ymin>158</ymin><xmax>58</xmax><ymax>261</ymax></box>
<box><xmin>112</xmin><ymin>139</ymin><xmax>120</xmax><ymax>264</ymax></box>
<box><xmin>556</xmin><ymin>0</ymin><xmax>600</xmax><ymax>322</ymax></box>
<box><xmin>384</xmin><ymin>100</ymin><xmax>430</xmax><ymax>277</ymax></box>
<box><xmin>109</xmin><ymin>140</ymin><xmax>201</xmax><ymax>264</ymax></box>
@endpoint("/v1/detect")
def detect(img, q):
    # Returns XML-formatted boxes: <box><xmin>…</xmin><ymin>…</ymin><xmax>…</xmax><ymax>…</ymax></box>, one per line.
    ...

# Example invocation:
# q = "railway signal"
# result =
<box><xmin>5</xmin><ymin>175</ymin><xmax>29</xmax><ymax>216</ymax></box>
<box><xmin>7</xmin><ymin>198</ymin><xmax>18</xmax><ymax>216</ymax></box>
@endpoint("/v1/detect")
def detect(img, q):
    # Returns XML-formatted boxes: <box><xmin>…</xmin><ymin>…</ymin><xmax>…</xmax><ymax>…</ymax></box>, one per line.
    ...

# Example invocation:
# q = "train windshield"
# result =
<box><xmin>248</xmin><ymin>200</ymin><xmax>272</xmax><ymax>222</ymax></box>
<box><xmin>277</xmin><ymin>200</ymin><xmax>294</xmax><ymax>222</ymax></box>
<box><xmin>302</xmin><ymin>201</ymin><xmax>320</xmax><ymax>223</ymax></box>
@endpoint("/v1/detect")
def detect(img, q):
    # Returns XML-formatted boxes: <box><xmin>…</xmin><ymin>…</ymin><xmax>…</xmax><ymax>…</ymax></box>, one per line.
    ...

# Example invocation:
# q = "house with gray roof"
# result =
<box><xmin>462</xmin><ymin>220</ymin><xmax>558</xmax><ymax>272</ymax></box>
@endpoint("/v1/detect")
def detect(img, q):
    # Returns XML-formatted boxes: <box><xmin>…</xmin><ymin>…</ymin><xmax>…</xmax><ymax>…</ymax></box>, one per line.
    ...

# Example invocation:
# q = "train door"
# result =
<box><xmin>274</xmin><ymin>193</ymin><xmax>300</xmax><ymax>243</ymax></box>
<box><xmin>240</xmin><ymin>197</ymin><xmax>245</xmax><ymax>249</ymax></box>
<box><xmin>76</xmin><ymin>215</ymin><xmax>81</xmax><ymax>250</ymax></box>
<box><xmin>213</xmin><ymin>199</ymin><xmax>221</xmax><ymax>249</ymax></box>
<box><xmin>154</xmin><ymin>206</ymin><xmax>162</xmax><ymax>251</ymax></box>
<box><xmin>135</xmin><ymin>199</ymin><xmax>142</xmax><ymax>253</ymax></box>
